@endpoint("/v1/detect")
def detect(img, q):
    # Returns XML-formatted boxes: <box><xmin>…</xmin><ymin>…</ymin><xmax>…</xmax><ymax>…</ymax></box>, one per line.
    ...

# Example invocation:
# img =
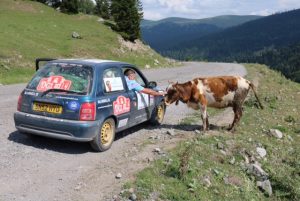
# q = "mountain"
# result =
<box><xmin>141</xmin><ymin>15</ymin><xmax>262</xmax><ymax>51</ymax></box>
<box><xmin>169</xmin><ymin>9</ymin><xmax>300</xmax><ymax>59</ymax></box>
<box><xmin>0</xmin><ymin>0</ymin><xmax>169</xmax><ymax>84</ymax></box>
<box><xmin>164</xmin><ymin>9</ymin><xmax>300</xmax><ymax>82</ymax></box>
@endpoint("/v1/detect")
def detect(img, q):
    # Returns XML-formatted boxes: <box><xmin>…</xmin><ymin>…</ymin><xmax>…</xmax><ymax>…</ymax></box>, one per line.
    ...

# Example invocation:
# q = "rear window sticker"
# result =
<box><xmin>103</xmin><ymin>77</ymin><xmax>124</xmax><ymax>92</ymax></box>
<box><xmin>37</xmin><ymin>75</ymin><xmax>72</xmax><ymax>92</ymax></box>
<box><xmin>118</xmin><ymin>118</ymin><xmax>128</xmax><ymax>128</ymax></box>
<box><xmin>136</xmin><ymin>92</ymin><xmax>150</xmax><ymax>110</ymax></box>
<box><xmin>68</xmin><ymin>101</ymin><xmax>80</xmax><ymax>111</ymax></box>
<box><xmin>113</xmin><ymin>96</ymin><xmax>130</xmax><ymax>115</ymax></box>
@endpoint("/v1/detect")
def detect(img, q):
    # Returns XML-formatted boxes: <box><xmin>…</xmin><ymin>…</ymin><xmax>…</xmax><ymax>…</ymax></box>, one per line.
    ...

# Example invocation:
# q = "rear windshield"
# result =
<box><xmin>27</xmin><ymin>63</ymin><xmax>93</xmax><ymax>94</ymax></box>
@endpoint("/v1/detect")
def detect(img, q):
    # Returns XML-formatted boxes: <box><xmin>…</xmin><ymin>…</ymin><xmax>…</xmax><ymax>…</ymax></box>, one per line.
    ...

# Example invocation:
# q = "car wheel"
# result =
<box><xmin>149</xmin><ymin>102</ymin><xmax>166</xmax><ymax>125</ymax></box>
<box><xmin>90</xmin><ymin>118</ymin><xmax>116</xmax><ymax>152</ymax></box>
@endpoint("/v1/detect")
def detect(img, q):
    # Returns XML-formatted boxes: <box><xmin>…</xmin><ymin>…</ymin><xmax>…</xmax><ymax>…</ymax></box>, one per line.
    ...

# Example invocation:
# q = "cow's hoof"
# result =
<box><xmin>227</xmin><ymin>127</ymin><xmax>236</xmax><ymax>133</ymax></box>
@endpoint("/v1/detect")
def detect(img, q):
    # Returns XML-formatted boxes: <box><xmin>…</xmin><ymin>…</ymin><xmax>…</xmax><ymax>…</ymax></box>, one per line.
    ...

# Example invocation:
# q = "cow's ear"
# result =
<box><xmin>175</xmin><ymin>100</ymin><xmax>179</xmax><ymax>105</ymax></box>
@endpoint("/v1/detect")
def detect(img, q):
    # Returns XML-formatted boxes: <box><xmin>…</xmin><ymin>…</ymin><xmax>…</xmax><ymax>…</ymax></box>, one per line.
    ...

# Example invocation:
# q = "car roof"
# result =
<box><xmin>48</xmin><ymin>59</ymin><xmax>133</xmax><ymax>67</ymax></box>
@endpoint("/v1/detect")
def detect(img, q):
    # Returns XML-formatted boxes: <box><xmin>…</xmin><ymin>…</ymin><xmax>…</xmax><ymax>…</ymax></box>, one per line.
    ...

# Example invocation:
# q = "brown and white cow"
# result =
<box><xmin>165</xmin><ymin>76</ymin><xmax>263</xmax><ymax>131</ymax></box>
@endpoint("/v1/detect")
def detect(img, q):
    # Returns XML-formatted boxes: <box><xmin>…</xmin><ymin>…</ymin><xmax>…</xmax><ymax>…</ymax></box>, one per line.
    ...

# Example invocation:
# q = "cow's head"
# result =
<box><xmin>165</xmin><ymin>81</ymin><xmax>180</xmax><ymax>106</ymax></box>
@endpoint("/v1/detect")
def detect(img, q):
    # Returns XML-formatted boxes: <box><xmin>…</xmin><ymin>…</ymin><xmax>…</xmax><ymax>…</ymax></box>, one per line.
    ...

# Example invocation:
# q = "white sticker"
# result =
<box><xmin>136</xmin><ymin>92</ymin><xmax>150</xmax><ymax>110</ymax></box>
<box><xmin>24</xmin><ymin>91</ymin><xmax>39</xmax><ymax>96</ymax></box>
<box><xmin>97</xmin><ymin>104</ymin><xmax>112</xmax><ymax>109</ymax></box>
<box><xmin>98</xmin><ymin>98</ymin><xmax>111</xmax><ymax>104</ymax></box>
<box><xmin>150</xmin><ymin>95</ymin><xmax>154</xmax><ymax>106</ymax></box>
<box><xmin>118</xmin><ymin>118</ymin><xmax>128</xmax><ymax>128</ymax></box>
<box><xmin>104</xmin><ymin>77</ymin><xmax>124</xmax><ymax>92</ymax></box>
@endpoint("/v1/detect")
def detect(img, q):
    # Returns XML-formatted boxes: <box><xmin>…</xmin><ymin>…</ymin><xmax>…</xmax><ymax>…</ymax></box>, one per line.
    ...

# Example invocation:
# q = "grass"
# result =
<box><xmin>122</xmin><ymin>64</ymin><xmax>300</xmax><ymax>201</ymax></box>
<box><xmin>0</xmin><ymin>0</ymin><xmax>172</xmax><ymax>85</ymax></box>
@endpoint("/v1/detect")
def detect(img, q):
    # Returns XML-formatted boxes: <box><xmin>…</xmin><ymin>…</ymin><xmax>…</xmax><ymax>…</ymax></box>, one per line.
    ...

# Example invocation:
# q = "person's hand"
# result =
<box><xmin>158</xmin><ymin>91</ymin><xmax>167</xmax><ymax>96</ymax></box>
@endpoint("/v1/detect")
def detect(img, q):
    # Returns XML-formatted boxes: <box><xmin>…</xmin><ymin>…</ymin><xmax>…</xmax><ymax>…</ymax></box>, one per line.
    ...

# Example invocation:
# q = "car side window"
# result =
<box><xmin>102</xmin><ymin>68</ymin><xmax>125</xmax><ymax>93</ymax></box>
<box><xmin>123</xmin><ymin>67</ymin><xmax>146</xmax><ymax>88</ymax></box>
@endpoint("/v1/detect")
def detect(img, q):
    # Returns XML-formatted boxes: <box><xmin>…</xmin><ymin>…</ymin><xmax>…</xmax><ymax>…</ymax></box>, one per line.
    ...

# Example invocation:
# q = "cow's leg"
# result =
<box><xmin>228</xmin><ymin>105</ymin><xmax>242</xmax><ymax>131</ymax></box>
<box><xmin>206</xmin><ymin>115</ymin><xmax>209</xmax><ymax>130</ymax></box>
<box><xmin>201</xmin><ymin>105</ymin><xmax>208</xmax><ymax>131</ymax></box>
<box><xmin>199</xmin><ymin>95</ymin><xmax>208</xmax><ymax>131</ymax></box>
<box><xmin>228</xmin><ymin>89</ymin><xmax>248</xmax><ymax>131</ymax></box>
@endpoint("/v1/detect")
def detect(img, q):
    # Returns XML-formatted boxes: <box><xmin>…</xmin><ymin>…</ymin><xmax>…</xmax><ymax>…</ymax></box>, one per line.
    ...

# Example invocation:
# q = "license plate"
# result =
<box><xmin>33</xmin><ymin>102</ymin><xmax>63</xmax><ymax>114</ymax></box>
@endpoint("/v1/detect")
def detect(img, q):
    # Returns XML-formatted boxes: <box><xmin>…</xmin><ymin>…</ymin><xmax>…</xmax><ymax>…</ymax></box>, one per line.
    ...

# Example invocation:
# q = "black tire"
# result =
<box><xmin>90</xmin><ymin>118</ymin><xmax>116</xmax><ymax>152</ymax></box>
<box><xmin>149</xmin><ymin>102</ymin><xmax>166</xmax><ymax>126</ymax></box>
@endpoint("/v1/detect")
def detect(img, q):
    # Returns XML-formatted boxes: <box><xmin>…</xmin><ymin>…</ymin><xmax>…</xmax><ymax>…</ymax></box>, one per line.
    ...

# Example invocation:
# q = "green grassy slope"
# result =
<box><xmin>0</xmin><ymin>0</ymin><xmax>169</xmax><ymax>84</ymax></box>
<box><xmin>123</xmin><ymin>64</ymin><xmax>300</xmax><ymax>201</ymax></box>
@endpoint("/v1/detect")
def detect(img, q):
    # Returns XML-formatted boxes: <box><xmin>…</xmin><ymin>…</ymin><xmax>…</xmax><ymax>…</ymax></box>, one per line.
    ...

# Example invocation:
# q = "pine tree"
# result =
<box><xmin>78</xmin><ymin>0</ymin><xmax>95</xmax><ymax>14</ymax></box>
<box><xmin>111</xmin><ymin>0</ymin><xmax>143</xmax><ymax>42</ymax></box>
<box><xmin>95</xmin><ymin>0</ymin><xmax>110</xmax><ymax>19</ymax></box>
<box><xmin>136</xmin><ymin>0</ymin><xmax>143</xmax><ymax>22</ymax></box>
<box><xmin>61</xmin><ymin>0</ymin><xmax>79</xmax><ymax>14</ymax></box>
<box><xmin>31</xmin><ymin>0</ymin><xmax>61</xmax><ymax>8</ymax></box>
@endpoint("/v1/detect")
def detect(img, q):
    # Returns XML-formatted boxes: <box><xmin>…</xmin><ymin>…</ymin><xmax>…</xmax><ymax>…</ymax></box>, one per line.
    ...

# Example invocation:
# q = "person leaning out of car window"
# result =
<box><xmin>124</xmin><ymin>69</ymin><xmax>166</xmax><ymax>96</ymax></box>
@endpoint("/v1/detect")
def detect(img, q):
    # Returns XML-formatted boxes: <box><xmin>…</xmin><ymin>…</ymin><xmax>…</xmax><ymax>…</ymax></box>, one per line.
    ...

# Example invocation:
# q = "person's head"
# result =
<box><xmin>124</xmin><ymin>69</ymin><xmax>136</xmax><ymax>80</ymax></box>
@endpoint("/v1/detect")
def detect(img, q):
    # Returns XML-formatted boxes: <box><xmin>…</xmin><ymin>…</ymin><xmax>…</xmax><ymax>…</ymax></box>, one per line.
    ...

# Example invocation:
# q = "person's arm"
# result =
<box><xmin>140</xmin><ymin>88</ymin><xmax>166</xmax><ymax>96</ymax></box>
<box><xmin>128</xmin><ymin>79</ymin><xmax>165</xmax><ymax>96</ymax></box>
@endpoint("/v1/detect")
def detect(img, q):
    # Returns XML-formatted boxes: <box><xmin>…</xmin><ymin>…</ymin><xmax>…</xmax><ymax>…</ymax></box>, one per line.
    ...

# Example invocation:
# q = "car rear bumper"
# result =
<box><xmin>14</xmin><ymin>111</ymin><xmax>100</xmax><ymax>142</ymax></box>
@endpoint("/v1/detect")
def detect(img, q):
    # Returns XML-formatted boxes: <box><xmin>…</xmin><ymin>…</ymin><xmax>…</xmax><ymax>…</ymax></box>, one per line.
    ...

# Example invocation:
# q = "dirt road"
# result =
<box><xmin>0</xmin><ymin>62</ymin><xmax>246</xmax><ymax>201</ymax></box>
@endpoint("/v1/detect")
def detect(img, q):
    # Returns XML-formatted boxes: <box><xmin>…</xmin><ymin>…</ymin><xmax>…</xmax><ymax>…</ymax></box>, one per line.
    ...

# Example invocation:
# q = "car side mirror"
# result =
<box><xmin>148</xmin><ymin>81</ymin><xmax>157</xmax><ymax>89</ymax></box>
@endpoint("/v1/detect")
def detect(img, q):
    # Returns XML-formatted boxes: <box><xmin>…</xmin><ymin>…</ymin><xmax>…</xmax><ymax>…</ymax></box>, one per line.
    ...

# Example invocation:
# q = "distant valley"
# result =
<box><xmin>141</xmin><ymin>10</ymin><xmax>300</xmax><ymax>82</ymax></box>
<box><xmin>141</xmin><ymin>15</ymin><xmax>262</xmax><ymax>51</ymax></box>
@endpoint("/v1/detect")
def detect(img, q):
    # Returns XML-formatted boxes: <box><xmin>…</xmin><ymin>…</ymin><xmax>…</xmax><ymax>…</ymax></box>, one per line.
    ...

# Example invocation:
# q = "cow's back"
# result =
<box><xmin>195</xmin><ymin>76</ymin><xmax>250</xmax><ymax>108</ymax></box>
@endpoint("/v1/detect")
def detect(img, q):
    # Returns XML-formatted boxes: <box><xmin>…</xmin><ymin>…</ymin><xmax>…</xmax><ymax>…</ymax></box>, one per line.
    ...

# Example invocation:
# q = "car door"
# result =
<box><xmin>122</xmin><ymin>66</ymin><xmax>153</xmax><ymax>126</ymax></box>
<box><xmin>97</xmin><ymin>67</ymin><xmax>131</xmax><ymax>132</ymax></box>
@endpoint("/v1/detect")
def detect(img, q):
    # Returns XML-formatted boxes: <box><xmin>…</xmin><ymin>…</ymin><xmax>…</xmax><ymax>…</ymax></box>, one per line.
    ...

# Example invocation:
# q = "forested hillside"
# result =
<box><xmin>141</xmin><ymin>15</ymin><xmax>262</xmax><ymax>51</ymax></box>
<box><xmin>163</xmin><ymin>9</ymin><xmax>300</xmax><ymax>82</ymax></box>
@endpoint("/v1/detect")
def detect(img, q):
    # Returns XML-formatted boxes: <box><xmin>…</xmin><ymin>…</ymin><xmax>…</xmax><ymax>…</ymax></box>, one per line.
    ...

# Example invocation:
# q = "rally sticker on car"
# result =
<box><xmin>113</xmin><ymin>96</ymin><xmax>130</xmax><ymax>115</ymax></box>
<box><xmin>103</xmin><ymin>77</ymin><xmax>124</xmax><ymax>92</ymax></box>
<box><xmin>37</xmin><ymin>76</ymin><xmax>72</xmax><ymax>92</ymax></box>
<box><xmin>67</xmin><ymin>101</ymin><xmax>80</xmax><ymax>111</ymax></box>
<box><xmin>118</xmin><ymin>118</ymin><xmax>128</xmax><ymax>128</ymax></box>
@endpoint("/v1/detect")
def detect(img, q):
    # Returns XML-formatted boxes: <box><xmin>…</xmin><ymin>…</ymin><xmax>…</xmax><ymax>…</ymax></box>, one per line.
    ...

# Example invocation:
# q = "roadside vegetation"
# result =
<box><xmin>122</xmin><ymin>64</ymin><xmax>300</xmax><ymax>200</ymax></box>
<box><xmin>0</xmin><ymin>0</ymin><xmax>171</xmax><ymax>85</ymax></box>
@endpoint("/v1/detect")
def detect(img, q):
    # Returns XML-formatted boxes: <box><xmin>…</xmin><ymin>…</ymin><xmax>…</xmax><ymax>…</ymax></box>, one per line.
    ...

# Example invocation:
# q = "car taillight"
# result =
<box><xmin>79</xmin><ymin>102</ymin><xmax>96</xmax><ymax>121</ymax></box>
<box><xmin>17</xmin><ymin>94</ymin><xmax>23</xmax><ymax>111</ymax></box>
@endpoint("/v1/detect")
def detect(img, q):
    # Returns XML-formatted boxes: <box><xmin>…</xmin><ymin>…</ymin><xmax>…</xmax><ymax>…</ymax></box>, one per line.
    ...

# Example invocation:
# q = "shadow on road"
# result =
<box><xmin>8</xmin><ymin>124</ymin><xmax>158</xmax><ymax>154</ymax></box>
<box><xmin>8</xmin><ymin>131</ymin><xmax>92</xmax><ymax>154</ymax></box>
<box><xmin>146</xmin><ymin>123</ymin><xmax>225</xmax><ymax>132</ymax></box>
<box><xmin>8</xmin><ymin>122</ymin><xmax>225</xmax><ymax>154</ymax></box>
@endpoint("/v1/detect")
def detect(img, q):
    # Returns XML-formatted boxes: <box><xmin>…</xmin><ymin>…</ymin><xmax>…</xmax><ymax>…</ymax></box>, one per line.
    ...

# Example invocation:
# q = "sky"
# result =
<box><xmin>141</xmin><ymin>0</ymin><xmax>300</xmax><ymax>20</ymax></box>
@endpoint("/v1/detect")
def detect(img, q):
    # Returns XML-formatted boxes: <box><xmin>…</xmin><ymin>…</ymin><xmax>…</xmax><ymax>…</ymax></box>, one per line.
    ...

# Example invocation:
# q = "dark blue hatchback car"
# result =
<box><xmin>14</xmin><ymin>59</ymin><xmax>166</xmax><ymax>151</ymax></box>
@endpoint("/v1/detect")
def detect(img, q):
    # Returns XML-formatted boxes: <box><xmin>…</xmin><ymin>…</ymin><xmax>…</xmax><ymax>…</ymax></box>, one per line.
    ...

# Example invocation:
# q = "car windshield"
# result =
<box><xmin>27</xmin><ymin>63</ymin><xmax>93</xmax><ymax>94</ymax></box>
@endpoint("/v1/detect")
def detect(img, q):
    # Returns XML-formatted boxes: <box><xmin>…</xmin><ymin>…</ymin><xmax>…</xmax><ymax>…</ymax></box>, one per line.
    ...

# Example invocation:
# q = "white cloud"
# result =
<box><xmin>144</xmin><ymin>10</ymin><xmax>165</xmax><ymax>20</ymax></box>
<box><xmin>278</xmin><ymin>0</ymin><xmax>300</xmax><ymax>8</ymax></box>
<box><xmin>156</xmin><ymin>0</ymin><xmax>196</xmax><ymax>13</ymax></box>
<box><xmin>250</xmin><ymin>9</ymin><xmax>274</xmax><ymax>16</ymax></box>
<box><xmin>141</xmin><ymin>0</ymin><xmax>300</xmax><ymax>20</ymax></box>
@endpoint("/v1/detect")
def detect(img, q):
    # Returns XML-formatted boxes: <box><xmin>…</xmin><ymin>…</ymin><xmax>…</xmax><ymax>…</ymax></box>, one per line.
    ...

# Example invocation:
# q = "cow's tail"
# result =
<box><xmin>249</xmin><ymin>82</ymin><xmax>264</xmax><ymax>109</ymax></box>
